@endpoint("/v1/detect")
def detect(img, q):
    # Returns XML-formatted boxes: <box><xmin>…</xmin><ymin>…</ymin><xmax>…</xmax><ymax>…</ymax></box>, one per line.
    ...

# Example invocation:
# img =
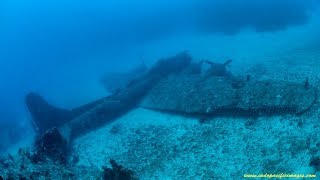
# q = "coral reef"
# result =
<box><xmin>31</xmin><ymin>127</ymin><xmax>68</xmax><ymax>164</ymax></box>
<box><xmin>0</xmin><ymin>148</ymin><xmax>97</xmax><ymax>179</ymax></box>
<box><xmin>0</xmin><ymin>129</ymin><xmax>136</xmax><ymax>179</ymax></box>
<box><xmin>0</xmin><ymin>148</ymin><xmax>136</xmax><ymax>179</ymax></box>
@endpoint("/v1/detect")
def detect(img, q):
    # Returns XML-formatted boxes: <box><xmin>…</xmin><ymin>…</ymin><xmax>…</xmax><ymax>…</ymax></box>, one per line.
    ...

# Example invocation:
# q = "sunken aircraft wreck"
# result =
<box><xmin>25</xmin><ymin>52</ymin><xmax>317</xmax><ymax>147</ymax></box>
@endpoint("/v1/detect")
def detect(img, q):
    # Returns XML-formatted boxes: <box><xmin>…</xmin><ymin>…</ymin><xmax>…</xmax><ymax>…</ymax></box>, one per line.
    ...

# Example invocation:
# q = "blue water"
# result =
<box><xmin>0</xmin><ymin>0</ymin><xmax>320</xmax><ymax>152</ymax></box>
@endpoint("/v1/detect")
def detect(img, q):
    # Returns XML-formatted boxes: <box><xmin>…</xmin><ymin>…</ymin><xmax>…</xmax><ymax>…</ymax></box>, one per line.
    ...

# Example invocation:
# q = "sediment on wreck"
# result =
<box><xmin>141</xmin><ymin>75</ymin><xmax>317</xmax><ymax>116</ymax></box>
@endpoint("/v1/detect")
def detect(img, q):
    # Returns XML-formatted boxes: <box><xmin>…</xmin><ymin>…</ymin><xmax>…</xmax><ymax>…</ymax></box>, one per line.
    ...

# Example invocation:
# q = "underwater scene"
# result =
<box><xmin>1</xmin><ymin>0</ymin><xmax>320</xmax><ymax>179</ymax></box>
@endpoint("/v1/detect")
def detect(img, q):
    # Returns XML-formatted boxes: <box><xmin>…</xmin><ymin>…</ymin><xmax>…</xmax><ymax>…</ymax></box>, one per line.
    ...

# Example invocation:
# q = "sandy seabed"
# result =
<box><xmin>73</xmin><ymin>105</ymin><xmax>319</xmax><ymax>179</ymax></box>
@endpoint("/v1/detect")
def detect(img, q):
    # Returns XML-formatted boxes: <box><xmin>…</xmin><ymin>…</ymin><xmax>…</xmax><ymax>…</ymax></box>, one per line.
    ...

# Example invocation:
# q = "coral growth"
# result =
<box><xmin>31</xmin><ymin>127</ymin><xmax>68</xmax><ymax>164</ymax></box>
<box><xmin>0</xmin><ymin>148</ymin><xmax>136</xmax><ymax>179</ymax></box>
<box><xmin>0</xmin><ymin>128</ymin><xmax>137</xmax><ymax>179</ymax></box>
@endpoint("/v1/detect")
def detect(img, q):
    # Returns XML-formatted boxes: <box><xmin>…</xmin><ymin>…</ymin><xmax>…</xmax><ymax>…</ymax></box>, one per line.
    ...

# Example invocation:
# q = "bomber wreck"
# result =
<box><xmin>1</xmin><ymin>51</ymin><xmax>317</xmax><ymax>179</ymax></box>
<box><xmin>0</xmin><ymin>52</ymin><xmax>317</xmax><ymax>179</ymax></box>
<box><xmin>26</xmin><ymin>51</ymin><xmax>317</xmax><ymax>144</ymax></box>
